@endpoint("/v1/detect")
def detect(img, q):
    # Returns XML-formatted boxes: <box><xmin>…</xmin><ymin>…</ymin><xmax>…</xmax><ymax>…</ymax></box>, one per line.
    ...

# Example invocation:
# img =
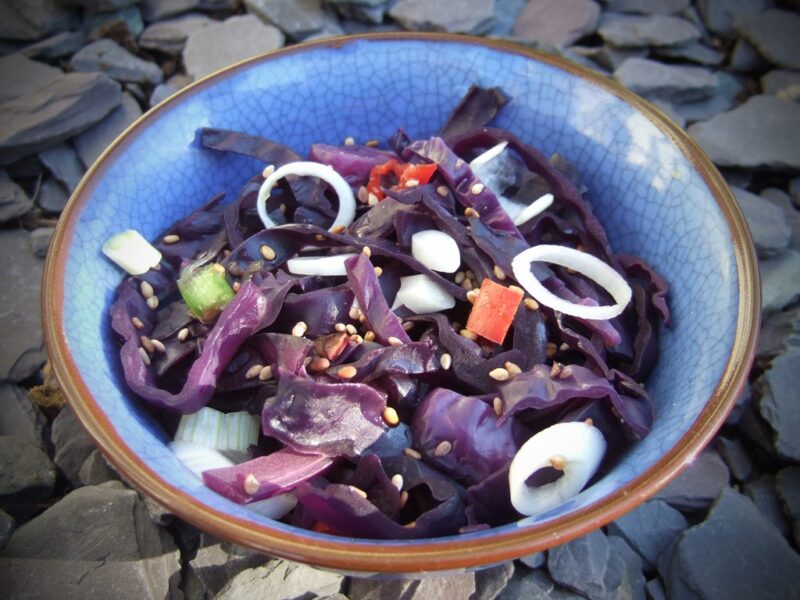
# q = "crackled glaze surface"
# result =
<box><xmin>59</xmin><ymin>38</ymin><xmax>742</xmax><ymax>555</ymax></box>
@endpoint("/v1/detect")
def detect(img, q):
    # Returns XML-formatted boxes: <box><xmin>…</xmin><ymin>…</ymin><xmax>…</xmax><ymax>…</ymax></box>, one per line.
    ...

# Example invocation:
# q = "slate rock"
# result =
<box><xmin>650</xmin><ymin>99</ymin><xmax>686</xmax><ymax>128</ymax></box>
<box><xmin>615</xmin><ymin>57</ymin><xmax>718</xmax><ymax>103</ymax></box>
<box><xmin>655</xmin><ymin>41</ymin><xmax>723</xmax><ymax>66</ymax></box>
<box><xmin>696</xmin><ymin>0</ymin><xmax>771</xmax><ymax>37</ymax></box>
<box><xmin>654</xmin><ymin>449</ymin><xmax>730</xmax><ymax>511</ymax></box>
<box><xmin>498</xmin><ymin>569</ymin><xmax>585</xmax><ymax>599</ymax></box>
<box><xmin>150</xmin><ymin>83</ymin><xmax>178</xmax><ymax>107</ymax></box>
<box><xmin>0</xmin><ymin>54</ymin><xmax>63</xmax><ymax>105</ymax></box>
<box><xmin>138</xmin><ymin>12</ymin><xmax>214</xmax><ymax>54</ymax></box>
<box><xmin>736</xmin><ymin>9</ymin><xmax>800</xmax><ymax>70</ymax></box>
<box><xmin>757</xmin><ymin>306</ymin><xmax>800</xmax><ymax>360</ymax></box>
<box><xmin>673</xmin><ymin>71</ymin><xmax>743</xmax><ymax>124</ymax></box>
<box><xmin>185</xmin><ymin>533</ymin><xmax>267</xmax><ymax>599</ymax></box>
<box><xmin>474</xmin><ymin>561</ymin><xmax>515</xmax><ymax>600</ymax></box>
<box><xmin>38</xmin><ymin>178</ymin><xmax>69</xmax><ymax>213</ymax></box>
<box><xmin>687</xmin><ymin>95</ymin><xmax>800</xmax><ymax>171</ymax></box>
<box><xmin>607</xmin><ymin>500</ymin><xmax>688</xmax><ymax>571</ymax></box>
<box><xmin>0</xmin><ymin>384</ymin><xmax>45</xmax><ymax>447</ymax></box>
<box><xmin>713</xmin><ymin>436</ymin><xmax>756</xmax><ymax>483</ymax></box>
<box><xmin>511</xmin><ymin>0</ymin><xmax>601</xmax><ymax>47</ymax></box>
<box><xmin>28</xmin><ymin>228</ymin><xmax>53</xmax><ymax>258</ymax></box>
<box><xmin>519</xmin><ymin>550</ymin><xmax>547</xmax><ymax>569</ymax></box>
<box><xmin>549</xmin><ymin>529</ymin><xmax>610</xmax><ymax>599</ymax></box>
<box><xmin>572</xmin><ymin>44</ymin><xmax>647</xmax><ymax>71</ymax></box>
<box><xmin>141</xmin><ymin>0</ymin><xmax>201</xmax><ymax>21</ymax></box>
<box><xmin>762</xmin><ymin>70</ymin><xmax>800</xmax><ymax>102</ymax></box>
<box><xmin>38</xmin><ymin>143</ymin><xmax>84</xmax><ymax>193</ymax></box>
<box><xmin>214</xmin><ymin>560</ymin><xmax>344</xmax><ymax>599</ymax></box>
<box><xmin>743</xmin><ymin>474</ymin><xmax>792</xmax><ymax>537</ymax></box>
<box><xmin>51</xmin><ymin>404</ymin><xmax>97</xmax><ymax>487</ymax></box>
<box><xmin>0</xmin><ymin>555</ymin><xmax>183</xmax><ymax>600</ymax></box>
<box><xmin>0</xmin><ymin>509</ymin><xmax>13</xmax><ymax>553</ymax></box>
<box><xmin>738</xmin><ymin>400</ymin><xmax>782</xmax><ymax>460</ymax></box>
<box><xmin>606</xmin><ymin>536</ymin><xmax>647</xmax><ymax>600</ymax></box>
<box><xmin>761</xmin><ymin>187</ymin><xmax>800</xmax><ymax>251</ymax></box>
<box><xmin>605</xmin><ymin>0</ymin><xmax>690</xmax><ymax>14</ymax></box>
<box><xmin>78</xmin><ymin>449</ymin><xmax>119</xmax><ymax>486</ymax></box>
<box><xmin>792</xmin><ymin>177</ymin><xmax>800</xmax><ymax>207</ymax></box>
<box><xmin>85</xmin><ymin>5</ymin><xmax>145</xmax><ymax>39</ymax></box>
<box><xmin>71</xmin><ymin>39</ymin><xmax>163</xmax><ymax>85</ymax></box>
<box><xmin>0</xmin><ymin>170</ymin><xmax>33</xmax><ymax>222</ymax></box>
<box><xmin>245</xmin><ymin>0</ymin><xmax>325</xmax><ymax>40</ymax></box>
<box><xmin>758</xmin><ymin>348</ymin><xmax>800</xmax><ymax>461</ymax></box>
<box><xmin>0</xmin><ymin>436</ymin><xmax>56</xmax><ymax>520</ymax></box>
<box><xmin>347</xmin><ymin>578</ymin><xmax>417</xmax><ymax>599</ymax></box>
<box><xmin>183</xmin><ymin>14</ymin><xmax>284</xmax><ymax>80</ymax></box>
<box><xmin>327</xmin><ymin>0</ymin><xmax>388</xmax><ymax>26</ymax></box>
<box><xmin>776</xmin><ymin>466</ymin><xmax>800</xmax><ymax>547</ymax></box>
<box><xmin>0</xmin><ymin>0</ymin><xmax>79</xmax><ymax>42</ymax></box>
<box><xmin>0</xmin><ymin>72</ymin><xmax>121</xmax><ymax>166</ymax></box>
<box><xmin>731</xmin><ymin>186</ymin><xmax>791</xmax><ymax>258</ymax></box>
<box><xmin>729</xmin><ymin>37</ymin><xmax>770</xmax><ymax>73</ymax></box>
<box><xmin>19</xmin><ymin>30</ymin><xmax>86</xmax><ymax>61</ymax></box>
<box><xmin>65</xmin><ymin>0</ymin><xmax>140</xmax><ymax>9</ymax></box>
<box><xmin>645</xmin><ymin>578</ymin><xmax>667</xmax><ymax>600</ymax></box>
<box><xmin>598</xmin><ymin>13</ymin><xmax>701</xmax><ymax>48</ymax></box>
<box><xmin>660</xmin><ymin>488</ymin><xmax>800</xmax><ymax>600</ymax></box>
<box><xmin>0</xmin><ymin>230</ymin><xmax>45</xmax><ymax>382</ymax></box>
<box><xmin>389</xmin><ymin>0</ymin><xmax>496</xmax><ymax>35</ymax></box>
<box><xmin>73</xmin><ymin>92</ymin><xmax>142</xmax><ymax>168</ymax></box>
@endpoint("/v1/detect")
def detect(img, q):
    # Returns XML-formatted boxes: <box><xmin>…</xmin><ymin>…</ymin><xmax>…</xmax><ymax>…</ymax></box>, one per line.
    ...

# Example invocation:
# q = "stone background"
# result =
<box><xmin>1</xmin><ymin>0</ymin><xmax>799</xmax><ymax>598</ymax></box>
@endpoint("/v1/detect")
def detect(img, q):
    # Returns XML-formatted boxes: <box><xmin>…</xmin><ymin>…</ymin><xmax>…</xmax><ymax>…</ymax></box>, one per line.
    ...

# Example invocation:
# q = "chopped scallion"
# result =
<box><xmin>177</xmin><ymin>263</ymin><xmax>235</xmax><ymax>321</ymax></box>
<box><xmin>174</xmin><ymin>407</ymin><xmax>260</xmax><ymax>452</ymax></box>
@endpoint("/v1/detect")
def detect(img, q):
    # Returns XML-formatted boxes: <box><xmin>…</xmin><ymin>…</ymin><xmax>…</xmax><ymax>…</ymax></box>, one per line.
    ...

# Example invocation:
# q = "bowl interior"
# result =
<box><xmin>49</xmin><ymin>35</ymin><xmax>754</xmax><ymax>571</ymax></box>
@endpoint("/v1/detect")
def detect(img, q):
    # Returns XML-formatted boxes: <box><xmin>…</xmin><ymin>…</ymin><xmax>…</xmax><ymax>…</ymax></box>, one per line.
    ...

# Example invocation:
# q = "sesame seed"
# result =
<box><xmin>139</xmin><ymin>347</ymin><xmax>151</xmax><ymax>366</ymax></box>
<box><xmin>382</xmin><ymin>406</ymin><xmax>400</xmax><ymax>426</ymax></box>
<box><xmin>358</xmin><ymin>313</ymin><xmax>366</xmax><ymax>323</ymax></box>
<box><xmin>404</xmin><ymin>178</ymin><xmax>419</xmax><ymax>188</ymax></box>
<box><xmin>315</xmin><ymin>234</ymin><xmax>326</xmax><ymax>242</ymax></box>
<box><xmin>334</xmin><ymin>322</ymin><xmax>346</xmax><ymax>332</ymax></box>
<box><xmin>493</xmin><ymin>397</ymin><xmax>503</xmax><ymax>417</ymax></box>
<box><xmin>471</xmin><ymin>182</ymin><xmax>485</xmax><ymax>195</ymax></box>
<box><xmin>303</xmin><ymin>356</ymin><xmax>313</xmax><ymax>367</ymax></box>
<box><xmin>350</xmin><ymin>485</ymin><xmax>368</xmax><ymax>499</ymax></box>
<box><xmin>549</xmin><ymin>454</ymin><xmax>567</xmax><ymax>470</ymax></box>
<box><xmin>279</xmin><ymin>203</ymin><xmax>287</xmax><ymax>213</ymax></box>
<box><xmin>391</xmin><ymin>474</ymin><xmax>404</xmax><ymax>491</ymax></box>
<box><xmin>337</xmin><ymin>365</ymin><xmax>357</xmax><ymax>379</ymax></box>
<box><xmin>309</xmin><ymin>357</ymin><xmax>330</xmax><ymax>372</ymax></box>
<box><xmin>464</xmin><ymin>207</ymin><xmax>480</xmax><ymax>218</ymax></box>
<box><xmin>546</xmin><ymin>342</ymin><xmax>558</xmax><ymax>358</ymax></box>
<box><xmin>402</xmin><ymin>321</ymin><xmax>414</xmax><ymax>331</ymax></box>
<box><xmin>331</xmin><ymin>224</ymin><xmax>346</xmax><ymax>234</ymax></box>
<box><xmin>465</xmin><ymin>270</ymin><xmax>475</xmax><ymax>279</ymax></box>
<box><xmin>524</xmin><ymin>298</ymin><xmax>539</xmax><ymax>311</ymax></box>
<box><xmin>559</xmin><ymin>342</ymin><xmax>569</xmax><ymax>352</ymax></box>
<box><xmin>131</xmin><ymin>316</ymin><xmax>144</xmax><ymax>329</ymax></box>
<box><xmin>576</xmin><ymin>243</ymin><xmax>585</xmax><ymax>252</ymax></box>
<box><xmin>454</xmin><ymin>271</ymin><xmax>465</xmax><ymax>284</ymax></box>
<box><xmin>436</xmin><ymin>185</ymin><xmax>448</xmax><ymax>197</ymax></box>
<box><xmin>451</xmin><ymin>321</ymin><xmax>461</xmax><ymax>331</ymax></box>
<box><xmin>440</xmin><ymin>353</ymin><xmax>452</xmax><ymax>370</ymax></box>
<box><xmin>245</xmin><ymin>364</ymin><xmax>264</xmax><ymax>379</ymax></box>
<box><xmin>260</xmin><ymin>244</ymin><xmax>276</xmax><ymax>260</ymax></box>
<box><xmin>348</xmin><ymin>304</ymin><xmax>360</xmax><ymax>320</ymax></box>
<box><xmin>357</xmin><ymin>186</ymin><xmax>369</xmax><ymax>204</ymax></box>
<box><xmin>163</xmin><ymin>234</ymin><xmax>180</xmax><ymax>244</ymax></box>
<box><xmin>373</xmin><ymin>266</ymin><xmax>383</xmax><ymax>277</ymax></box>
<box><xmin>345</xmin><ymin>323</ymin><xmax>357</xmax><ymax>335</ymax></box>
<box><xmin>403</xmin><ymin>447</ymin><xmax>422</xmax><ymax>460</ymax></box>
<box><xmin>399</xmin><ymin>490</ymin><xmax>409</xmax><ymax>508</ymax></box>
<box><xmin>551</xmin><ymin>362</ymin><xmax>563</xmax><ymax>378</ymax></box>
<box><xmin>243</xmin><ymin>473</ymin><xmax>259</xmax><ymax>494</ymax></box>
<box><xmin>292</xmin><ymin>321</ymin><xmax>308</xmax><ymax>337</ymax></box>
<box><xmin>466</xmin><ymin>290</ymin><xmax>478</xmax><ymax>304</ymax></box>
<box><xmin>146</xmin><ymin>296</ymin><xmax>159</xmax><ymax>310</ymax></box>
<box><xmin>350</xmin><ymin>334</ymin><xmax>363</xmax><ymax>344</ymax></box>
<box><xmin>259</xmin><ymin>365</ymin><xmax>274</xmax><ymax>381</ymax></box>
<box><xmin>560</xmin><ymin>365</ymin><xmax>573</xmax><ymax>379</ymax></box>
<box><xmin>212</xmin><ymin>263</ymin><xmax>225</xmax><ymax>275</ymax></box>
<box><xmin>585</xmin><ymin>418</ymin><xmax>594</xmax><ymax>427</ymax></box>
<box><xmin>455</xmin><ymin>159</ymin><xmax>465</xmax><ymax>168</ymax></box>
<box><xmin>344</xmin><ymin>136</ymin><xmax>355</xmax><ymax>146</ymax></box>
<box><xmin>387</xmin><ymin>336</ymin><xmax>402</xmax><ymax>347</ymax></box>
<box><xmin>177</xmin><ymin>328</ymin><xmax>189</xmax><ymax>342</ymax></box>
<box><xmin>361</xmin><ymin>246</ymin><xmax>371</xmax><ymax>257</ymax></box>
<box><xmin>489</xmin><ymin>367</ymin><xmax>510</xmax><ymax>381</ymax></box>
<box><xmin>140</xmin><ymin>281</ymin><xmax>154</xmax><ymax>299</ymax></box>
<box><xmin>460</xmin><ymin>328</ymin><xmax>478</xmax><ymax>341</ymax></box>
<box><xmin>140</xmin><ymin>335</ymin><xmax>155</xmax><ymax>353</ymax></box>
<box><xmin>232</xmin><ymin>281</ymin><xmax>241</xmax><ymax>292</ymax></box>
<box><xmin>151</xmin><ymin>339</ymin><xmax>166</xmax><ymax>353</ymax></box>
<box><xmin>493</xmin><ymin>265</ymin><xmax>506</xmax><ymax>280</ymax></box>
<box><xmin>504</xmin><ymin>361</ymin><xmax>522</xmax><ymax>376</ymax></box>
<box><xmin>152</xmin><ymin>263</ymin><xmax>161</xmax><ymax>270</ymax></box>
<box><xmin>508</xmin><ymin>285</ymin><xmax>524</xmax><ymax>295</ymax></box>
<box><xmin>364</xmin><ymin>331</ymin><xmax>375</xmax><ymax>342</ymax></box>
<box><xmin>365</xmin><ymin>139</ymin><xmax>380</xmax><ymax>147</ymax></box>
<box><xmin>434</xmin><ymin>440</ymin><xmax>452</xmax><ymax>457</ymax></box>
<box><xmin>261</xmin><ymin>164</ymin><xmax>275</xmax><ymax>178</ymax></box>
<box><xmin>228</xmin><ymin>262</ymin><xmax>244</xmax><ymax>276</ymax></box>
<box><xmin>368</xmin><ymin>193</ymin><xmax>379</xmax><ymax>206</ymax></box>
<box><xmin>461</xmin><ymin>279</ymin><xmax>473</xmax><ymax>291</ymax></box>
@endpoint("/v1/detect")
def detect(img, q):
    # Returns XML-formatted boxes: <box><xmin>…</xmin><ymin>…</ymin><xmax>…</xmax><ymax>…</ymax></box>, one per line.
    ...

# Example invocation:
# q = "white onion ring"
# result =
<box><xmin>509</xmin><ymin>421</ymin><xmax>606</xmax><ymax>517</ymax></box>
<box><xmin>286</xmin><ymin>253</ymin><xmax>357</xmax><ymax>276</ymax></box>
<box><xmin>511</xmin><ymin>245</ymin><xmax>632</xmax><ymax>320</ymax></box>
<box><xmin>512</xmin><ymin>193</ymin><xmax>554</xmax><ymax>226</ymax></box>
<box><xmin>256</xmin><ymin>161</ymin><xmax>356</xmax><ymax>231</ymax></box>
<box><xmin>468</xmin><ymin>141</ymin><xmax>508</xmax><ymax>169</ymax></box>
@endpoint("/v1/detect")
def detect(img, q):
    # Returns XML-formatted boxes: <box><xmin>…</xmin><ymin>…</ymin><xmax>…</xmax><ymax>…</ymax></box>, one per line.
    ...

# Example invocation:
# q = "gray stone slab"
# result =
<box><xmin>660</xmin><ymin>488</ymin><xmax>800</xmax><ymax>600</ymax></box>
<box><xmin>65</xmin><ymin>0</ymin><xmax>140</xmax><ymax>8</ymax></box>
<box><xmin>185</xmin><ymin>533</ymin><xmax>267</xmax><ymax>599</ymax></box>
<box><xmin>615</xmin><ymin>58</ymin><xmax>718</xmax><ymax>103</ymax></box>
<box><xmin>606</xmin><ymin>0</ymin><xmax>690</xmax><ymax>14</ymax></box>
<box><xmin>0</xmin><ymin>509</ymin><xmax>13</xmax><ymax>553</ymax></box>
<box><xmin>138</xmin><ymin>12</ymin><xmax>214</xmax><ymax>54</ymax></box>
<box><xmin>729</xmin><ymin>37</ymin><xmax>770</xmax><ymax>73</ymax></box>
<box><xmin>245</xmin><ymin>0</ymin><xmax>325</xmax><ymax>40</ymax></box>
<box><xmin>29</xmin><ymin>227</ymin><xmax>54</xmax><ymax>258</ymax></box>
<box><xmin>713</xmin><ymin>436</ymin><xmax>756</xmax><ymax>483</ymax></box>
<box><xmin>761</xmin><ymin>187</ymin><xmax>800</xmax><ymax>251</ymax></box>
<box><xmin>0</xmin><ymin>54</ymin><xmax>63</xmax><ymax>105</ymax></box>
<box><xmin>696</xmin><ymin>0</ymin><xmax>772</xmax><ymax>37</ymax></box>
<box><xmin>214</xmin><ymin>560</ymin><xmax>345</xmax><ymax>599</ymax></box>
<box><xmin>73</xmin><ymin>92</ymin><xmax>142</xmax><ymax>168</ymax></box>
<box><xmin>141</xmin><ymin>0</ymin><xmax>201</xmax><ymax>21</ymax></box>
<box><xmin>606</xmin><ymin>536</ymin><xmax>647</xmax><ymax>600</ymax></box>
<box><xmin>0</xmin><ymin>230</ymin><xmax>45</xmax><ymax>382</ymax></box>
<box><xmin>0</xmin><ymin>0</ymin><xmax>78</xmax><ymax>42</ymax></box>
<box><xmin>85</xmin><ymin>5</ymin><xmax>145</xmax><ymax>39</ymax></box>
<box><xmin>19</xmin><ymin>30</ymin><xmax>86</xmax><ymax>61</ymax></box>
<box><xmin>673</xmin><ymin>71</ymin><xmax>743</xmax><ymax>124</ymax></box>
<box><xmin>776</xmin><ymin>466</ymin><xmax>800</xmax><ymax>547</ymax></box>
<box><xmin>149</xmin><ymin>83</ymin><xmax>178</xmax><ymax>107</ymax></box>
<box><xmin>510</xmin><ymin>0</ymin><xmax>601</xmax><ymax>47</ymax></box>
<box><xmin>37</xmin><ymin>178</ymin><xmax>69</xmax><ymax>213</ymax></box>
<box><xmin>655</xmin><ymin>41</ymin><xmax>724</xmax><ymax>66</ymax></box>
<box><xmin>645</xmin><ymin>577</ymin><xmax>667</xmax><ymax>600</ymax></box>
<box><xmin>519</xmin><ymin>550</ymin><xmax>547</xmax><ymax>569</ymax></box>
<box><xmin>598</xmin><ymin>13</ymin><xmax>701</xmax><ymax>48</ymax></box>
<box><xmin>327</xmin><ymin>0</ymin><xmax>389</xmax><ymax>26</ymax></box>
<box><xmin>607</xmin><ymin>500</ymin><xmax>688</xmax><ymax>571</ymax></box>
<box><xmin>0</xmin><ymin>170</ymin><xmax>33</xmax><ymax>223</ymax></box>
<box><xmin>762</xmin><ymin>70</ymin><xmax>800</xmax><ymax>102</ymax></box>
<box><xmin>389</xmin><ymin>0</ymin><xmax>496</xmax><ymax>35</ymax></box>
<box><xmin>572</xmin><ymin>44</ymin><xmax>647</xmax><ymax>71</ymax></box>
<box><xmin>474</xmin><ymin>561</ymin><xmax>515</xmax><ymax>600</ymax></box>
<box><xmin>0</xmin><ymin>384</ymin><xmax>45</xmax><ymax>448</ymax></box>
<box><xmin>38</xmin><ymin>143</ymin><xmax>84</xmax><ymax>193</ymax></box>
<box><xmin>0</xmin><ymin>72</ymin><xmax>121</xmax><ymax>166</ymax></box>
<box><xmin>736</xmin><ymin>9</ymin><xmax>800</xmax><ymax>70</ymax></box>
<box><xmin>71</xmin><ymin>39</ymin><xmax>163</xmax><ymax>85</ymax></box>
<box><xmin>654</xmin><ymin>449</ymin><xmax>730</xmax><ymax>511</ymax></box>
<box><xmin>761</xmin><ymin>250</ymin><xmax>800</xmax><ymax>313</ymax></box>
<box><xmin>757</xmin><ymin>306</ymin><xmax>800</xmax><ymax>360</ymax></box>
<box><xmin>731</xmin><ymin>186</ymin><xmax>791</xmax><ymax>258</ymax></box>
<box><xmin>498</xmin><ymin>569</ymin><xmax>586</xmax><ymax>599</ymax></box>
<box><xmin>0</xmin><ymin>436</ymin><xmax>56</xmax><ymax>521</ymax></box>
<box><xmin>549</xmin><ymin>529</ymin><xmax>610</xmax><ymax>599</ymax></box>
<box><xmin>743</xmin><ymin>473</ymin><xmax>792</xmax><ymax>537</ymax></box>
<box><xmin>687</xmin><ymin>95</ymin><xmax>800</xmax><ymax>171</ymax></box>
<box><xmin>51</xmin><ymin>405</ymin><xmax>97</xmax><ymax>487</ymax></box>
<box><xmin>78</xmin><ymin>449</ymin><xmax>119</xmax><ymax>486</ymax></box>
<box><xmin>183</xmin><ymin>15</ymin><xmax>284</xmax><ymax>80</ymax></box>
<box><xmin>758</xmin><ymin>347</ymin><xmax>800</xmax><ymax>461</ymax></box>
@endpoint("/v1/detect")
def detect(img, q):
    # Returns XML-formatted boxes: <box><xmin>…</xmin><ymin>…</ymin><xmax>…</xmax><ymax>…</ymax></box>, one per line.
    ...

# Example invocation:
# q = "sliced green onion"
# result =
<box><xmin>174</xmin><ymin>407</ymin><xmax>260</xmax><ymax>452</ymax></box>
<box><xmin>177</xmin><ymin>263</ymin><xmax>235</xmax><ymax>321</ymax></box>
<box><xmin>102</xmin><ymin>230</ymin><xmax>162</xmax><ymax>275</ymax></box>
<box><xmin>169</xmin><ymin>441</ymin><xmax>234</xmax><ymax>478</ymax></box>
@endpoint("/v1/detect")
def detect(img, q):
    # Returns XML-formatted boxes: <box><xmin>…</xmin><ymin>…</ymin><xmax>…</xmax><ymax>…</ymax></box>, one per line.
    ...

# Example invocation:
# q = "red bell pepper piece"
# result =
<box><xmin>466</xmin><ymin>279</ymin><xmax>524</xmax><ymax>344</ymax></box>
<box><xmin>366</xmin><ymin>160</ymin><xmax>438</xmax><ymax>200</ymax></box>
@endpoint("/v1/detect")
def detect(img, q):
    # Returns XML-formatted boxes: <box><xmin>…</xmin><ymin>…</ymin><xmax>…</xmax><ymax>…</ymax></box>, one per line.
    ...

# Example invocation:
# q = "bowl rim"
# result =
<box><xmin>42</xmin><ymin>32</ymin><xmax>760</xmax><ymax>573</ymax></box>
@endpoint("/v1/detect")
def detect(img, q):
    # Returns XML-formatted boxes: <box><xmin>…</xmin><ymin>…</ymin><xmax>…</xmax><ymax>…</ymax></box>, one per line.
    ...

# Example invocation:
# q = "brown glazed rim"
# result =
<box><xmin>42</xmin><ymin>33</ymin><xmax>760</xmax><ymax>573</ymax></box>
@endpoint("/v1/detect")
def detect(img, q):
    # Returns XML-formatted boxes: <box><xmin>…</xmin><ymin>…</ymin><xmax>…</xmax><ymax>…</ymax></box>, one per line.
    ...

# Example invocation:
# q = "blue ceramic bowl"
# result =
<box><xmin>43</xmin><ymin>34</ymin><xmax>759</xmax><ymax>575</ymax></box>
